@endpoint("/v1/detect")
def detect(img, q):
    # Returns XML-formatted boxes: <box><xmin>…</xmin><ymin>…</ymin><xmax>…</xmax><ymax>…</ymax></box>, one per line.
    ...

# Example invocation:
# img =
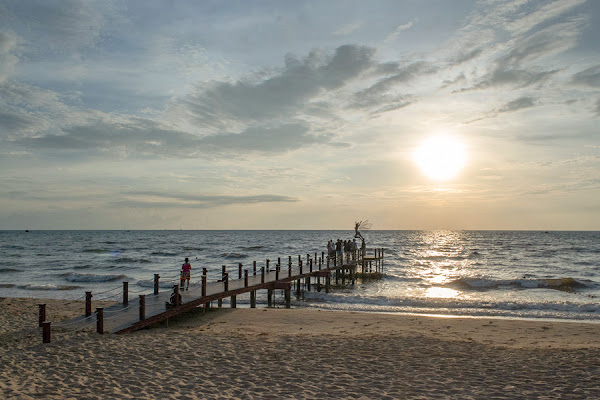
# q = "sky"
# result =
<box><xmin>0</xmin><ymin>0</ymin><xmax>599</xmax><ymax>230</ymax></box>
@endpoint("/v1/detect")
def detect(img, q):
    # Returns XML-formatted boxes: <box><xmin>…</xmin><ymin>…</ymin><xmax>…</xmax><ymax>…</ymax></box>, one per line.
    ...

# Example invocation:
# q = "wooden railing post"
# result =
<box><xmin>266</xmin><ymin>259</ymin><xmax>270</xmax><ymax>272</ymax></box>
<box><xmin>201</xmin><ymin>275</ymin><xmax>207</xmax><ymax>297</ymax></box>
<box><xmin>139</xmin><ymin>295</ymin><xmax>145</xmax><ymax>321</ymax></box>
<box><xmin>85</xmin><ymin>291</ymin><xmax>92</xmax><ymax>317</ymax></box>
<box><xmin>310</xmin><ymin>259</ymin><xmax>313</xmax><ymax>273</ymax></box>
<box><xmin>238</xmin><ymin>263</ymin><xmax>243</xmax><ymax>279</ymax></box>
<box><xmin>222</xmin><ymin>265</ymin><xmax>226</xmax><ymax>281</ymax></box>
<box><xmin>96</xmin><ymin>308</ymin><xmax>104</xmax><ymax>334</ymax></box>
<box><xmin>285</xmin><ymin>287</ymin><xmax>291</xmax><ymax>308</ymax></box>
<box><xmin>299</xmin><ymin>260</ymin><xmax>303</xmax><ymax>275</ymax></box>
<box><xmin>288</xmin><ymin>257</ymin><xmax>292</xmax><ymax>277</ymax></box>
<box><xmin>244</xmin><ymin>270</ymin><xmax>248</xmax><ymax>287</ymax></box>
<box><xmin>250</xmin><ymin>290</ymin><xmax>256</xmax><ymax>308</ymax></box>
<box><xmin>174</xmin><ymin>285</ymin><xmax>180</xmax><ymax>307</ymax></box>
<box><xmin>42</xmin><ymin>321</ymin><xmax>51</xmax><ymax>343</ymax></box>
<box><xmin>253</xmin><ymin>261</ymin><xmax>257</xmax><ymax>275</ymax></box>
<box><xmin>224</xmin><ymin>273</ymin><xmax>229</xmax><ymax>291</ymax></box>
<box><xmin>261</xmin><ymin>267</ymin><xmax>265</xmax><ymax>284</ymax></box>
<box><xmin>154</xmin><ymin>274</ymin><xmax>160</xmax><ymax>295</ymax></box>
<box><xmin>123</xmin><ymin>281</ymin><xmax>128</xmax><ymax>305</ymax></box>
<box><xmin>38</xmin><ymin>303</ymin><xmax>46</xmax><ymax>327</ymax></box>
<box><xmin>275</xmin><ymin>265</ymin><xmax>280</xmax><ymax>280</ymax></box>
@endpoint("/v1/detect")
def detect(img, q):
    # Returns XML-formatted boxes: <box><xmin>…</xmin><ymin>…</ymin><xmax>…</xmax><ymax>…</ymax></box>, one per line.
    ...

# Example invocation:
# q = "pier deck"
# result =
<box><xmin>48</xmin><ymin>250</ymin><xmax>384</xmax><ymax>336</ymax></box>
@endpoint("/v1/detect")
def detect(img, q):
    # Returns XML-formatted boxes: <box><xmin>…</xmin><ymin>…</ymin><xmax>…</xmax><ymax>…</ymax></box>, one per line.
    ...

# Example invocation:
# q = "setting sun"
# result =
<box><xmin>413</xmin><ymin>135</ymin><xmax>467</xmax><ymax>181</ymax></box>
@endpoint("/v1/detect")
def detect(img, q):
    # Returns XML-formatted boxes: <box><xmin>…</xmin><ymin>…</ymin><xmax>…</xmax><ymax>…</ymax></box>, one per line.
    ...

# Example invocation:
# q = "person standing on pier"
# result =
<box><xmin>180</xmin><ymin>257</ymin><xmax>191</xmax><ymax>290</ymax></box>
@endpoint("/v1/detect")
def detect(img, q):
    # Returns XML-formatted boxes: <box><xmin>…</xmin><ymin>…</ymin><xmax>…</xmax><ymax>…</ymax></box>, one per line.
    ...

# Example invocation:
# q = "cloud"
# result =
<box><xmin>349</xmin><ymin>61</ymin><xmax>432</xmax><ymax>113</ymax></box>
<box><xmin>0</xmin><ymin>32</ymin><xmax>17</xmax><ymax>83</ymax></box>
<box><xmin>465</xmin><ymin>96</ymin><xmax>538</xmax><ymax>124</ymax></box>
<box><xmin>497</xmin><ymin>96</ymin><xmax>537</xmax><ymax>113</ymax></box>
<box><xmin>114</xmin><ymin>191</ymin><xmax>298</xmax><ymax>209</ymax></box>
<box><xmin>0</xmin><ymin>0</ymin><xmax>123</xmax><ymax>55</ymax></box>
<box><xmin>333</xmin><ymin>22</ymin><xmax>362</xmax><ymax>36</ymax></box>
<box><xmin>571</xmin><ymin>65</ymin><xmax>600</xmax><ymax>88</ymax></box>
<box><xmin>384</xmin><ymin>21</ymin><xmax>414</xmax><ymax>43</ymax></box>
<box><xmin>17</xmin><ymin>117</ymin><xmax>329</xmax><ymax>157</ymax></box>
<box><xmin>174</xmin><ymin>44</ymin><xmax>375</xmax><ymax>129</ymax></box>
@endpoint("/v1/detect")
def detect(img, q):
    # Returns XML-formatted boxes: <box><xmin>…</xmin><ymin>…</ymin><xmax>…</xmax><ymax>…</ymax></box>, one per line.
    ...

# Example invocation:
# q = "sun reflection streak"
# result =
<box><xmin>425</xmin><ymin>287</ymin><xmax>459</xmax><ymax>298</ymax></box>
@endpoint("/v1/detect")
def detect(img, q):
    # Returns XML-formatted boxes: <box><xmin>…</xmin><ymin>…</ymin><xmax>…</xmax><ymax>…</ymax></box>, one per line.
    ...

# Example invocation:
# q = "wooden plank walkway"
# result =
<box><xmin>51</xmin><ymin>250</ymin><xmax>384</xmax><ymax>335</ymax></box>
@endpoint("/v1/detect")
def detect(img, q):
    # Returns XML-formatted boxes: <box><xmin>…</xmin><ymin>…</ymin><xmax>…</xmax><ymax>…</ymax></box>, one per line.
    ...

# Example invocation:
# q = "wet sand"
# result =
<box><xmin>1</xmin><ymin>297</ymin><xmax>600</xmax><ymax>399</ymax></box>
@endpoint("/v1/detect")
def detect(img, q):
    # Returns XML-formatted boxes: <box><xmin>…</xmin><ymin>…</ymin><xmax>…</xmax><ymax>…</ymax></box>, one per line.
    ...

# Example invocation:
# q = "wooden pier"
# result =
<box><xmin>42</xmin><ymin>249</ymin><xmax>384</xmax><ymax>338</ymax></box>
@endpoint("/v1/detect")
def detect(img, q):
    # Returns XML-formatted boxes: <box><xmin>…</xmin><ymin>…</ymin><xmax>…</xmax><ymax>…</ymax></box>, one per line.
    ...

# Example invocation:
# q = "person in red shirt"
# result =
<box><xmin>180</xmin><ymin>257</ymin><xmax>191</xmax><ymax>290</ymax></box>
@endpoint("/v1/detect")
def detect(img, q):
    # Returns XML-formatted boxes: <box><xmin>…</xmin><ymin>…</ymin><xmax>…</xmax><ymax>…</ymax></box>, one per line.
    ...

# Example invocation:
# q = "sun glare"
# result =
<box><xmin>413</xmin><ymin>135</ymin><xmax>467</xmax><ymax>181</ymax></box>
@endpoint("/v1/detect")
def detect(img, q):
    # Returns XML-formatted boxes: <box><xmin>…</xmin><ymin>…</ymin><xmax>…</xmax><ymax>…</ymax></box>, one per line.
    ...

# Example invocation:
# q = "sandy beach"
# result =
<box><xmin>1</xmin><ymin>297</ymin><xmax>600</xmax><ymax>399</ymax></box>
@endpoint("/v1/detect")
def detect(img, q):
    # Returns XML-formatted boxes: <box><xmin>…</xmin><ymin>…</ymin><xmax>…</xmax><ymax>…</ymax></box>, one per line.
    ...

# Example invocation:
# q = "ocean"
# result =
<box><xmin>1</xmin><ymin>230</ymin><xmax>599</xmax><ymax>321</ymax></box>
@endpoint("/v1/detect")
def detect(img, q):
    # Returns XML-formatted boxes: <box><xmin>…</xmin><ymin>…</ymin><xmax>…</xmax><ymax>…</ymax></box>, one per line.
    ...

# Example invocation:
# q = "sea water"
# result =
<box><xmin>1</xmin><ymin>230</ymin><xmax>599</xmax><ymax>321</ymax></box>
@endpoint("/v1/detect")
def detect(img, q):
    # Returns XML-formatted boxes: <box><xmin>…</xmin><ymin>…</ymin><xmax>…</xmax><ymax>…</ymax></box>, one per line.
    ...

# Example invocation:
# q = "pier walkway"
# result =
<box><xmin>42</xmin><ymin>249</ymin><xmax>384</xmax><ymax>338</ymax></box>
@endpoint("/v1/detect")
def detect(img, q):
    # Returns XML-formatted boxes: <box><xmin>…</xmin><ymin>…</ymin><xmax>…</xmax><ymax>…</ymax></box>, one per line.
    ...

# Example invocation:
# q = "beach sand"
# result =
<box><xmin>1</xmin><ymin>297</ymin><xmax>600</xmax><ymax>399</ymax></box>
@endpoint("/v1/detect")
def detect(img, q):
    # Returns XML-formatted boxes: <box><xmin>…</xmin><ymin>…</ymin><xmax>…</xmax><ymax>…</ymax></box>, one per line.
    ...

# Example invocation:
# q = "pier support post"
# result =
<box><xmin>317</xmin><ymin>276</ymin><xmax>321</xmax><ymax>292</ymax></box>
<box><xmin>202</xmin><ymin>275</ymin><xmax>206</xmax><ymax>297</ymax></box>
<box><xmin>154</xmin><ymin>274</ymin><xmax>160</xmax><ymax>295</ymax></box>
<box><xmin>326</xmin><ymin>274</ymin><xmax>331</xmax><ymax>293</ymax></box>
<box><xmin>296</xmin><ymin>279</ymin><xmax>301</xmax><ymax>298</ymax></box>
<box><xmin>310</xmin><ymin>259</ymin><xmax>313</xmax><ymax>273</ymax></box>
<box><xmin>288</xmin><ymin>261</ymin><xmax>292</xmax><ymax>278</ymax></box>
<box><xmin>42</xmin><ymin>321</ymin><xmax>51</xmax><ymax>343</ymax></box>
<box><xmin>261</xmin><ymin>267</ymin><xmax>265</xmax><ymax>284</ymax></box>
<box><xmin>96</xmin><ymin>308</ymin><xmax>104</xmax><ymax>334</ymax></box>
<box><xmin>285</xmin><ymin>288</ymin><xmax>291</xmax><ymax>308</ymax></box>
<box><xmin>174</xmin><ymin>285</ymin><xmax>181</xmax><ymax>307</ymax></box>
<box><xmin>244</xmin><ymin>270</ymin><xmax>248</xmax><ymax>287</ymax></box>
<box><xmin>218</xmin><ymin>298</ymin><xmax>223</xmax><ymax>307</ymax></box>
<box><xmin>139</xmin><ymin>295</ymin><xmax>145</xmax><ymax>321</ymax></box>
<box><xmin>38</xmin><ymin>303</ymin><xmax>46</xmax><ymax>327</ymax></box>
<box><xmin>85</xmin><ymin>291</ymin><xmax>93</xmax><ymax>317</ymax></box>
<box><xmin>275</xmin><ymin>266</ymin><xmax>280</xmax><ymax>280</ymax></box>
<box><xmin>224</xmin><ymin>273</ymin><xmax>229</xmax><ymax>291</ymax></box>
<box><xmin>299</xmin><ymin>260</ymin><xmax>303</xmax><ymax>275</ymax></box>
<box><xmin>305</xmin><ymin>277</ymin><xmax>311</xmax><ymax>291</ymax></box>
<box><xmin>267</xmin><ymin>288</ymin><xmax>273</xmax><ymax>307</ymax></box>
<box><xmin>250</xmin><ymin>290</ymin><xmax>256</xmax><ymax>308</ymax></box>
<box><xmin>123</xmin><ymin>282</ymin><xmax>128</xmax><ymax>305</ymax></box>
<box><xmin>231</xmin><ymin>296</ymin><xmax>236</xmax><ymax>308</ymax></box>
<box><xmin>351</xmin><ymin>267</ymin><xmax>356</xmax><ymax>285</ymax></box>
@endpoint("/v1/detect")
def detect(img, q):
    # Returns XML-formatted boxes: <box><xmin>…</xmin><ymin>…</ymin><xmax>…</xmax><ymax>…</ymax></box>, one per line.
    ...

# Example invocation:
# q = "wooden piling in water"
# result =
<box><xmin>244</xmin><ymin>270</ymin><xmax>248</xmax><ymax>287</ymax></box>
<box><xmin>201</xmin><ymin>275</ymin><xmax>206</xmax><ymax>297</ymax></box>
<box><xmin>123</xmin><ymin>282</ymin><xmax>128</xmax><ymax>304</ymax></box>
<box><xmin>261</xmin><ymin>267</ymin><xmax>265</xmax><ymax>283</ymax></box>
<box><xmin>250</xmin><ymin>290</ymin><xmax>256</xmax><ymax>308</ymax></box>
<box><xmin>154</xmin><ymin>274</ymin><xmax>160</xmax><ymax>295</ymax></box>
<box><xmin>268</xmin><ymin>288</ymin><xmax>273</xmax><ymax>307</ymax></box>
<box><xmin>253</xmin><ymin>261</ymin><xmax>257</xmax><ymax>275</ymax></box>
<box><xmin>231</xmin><ymin>296</ymin><xmax>236</xmax><ymax>308</ymax></box>
<box><xmin>238</xmin><ymin>263</ymin><xmax>243</xmax><ymax>279</ymax></box>
<box><xmin>285</xmin><ymin>287</ymin><xmax>291</xmax><ymax>308</ymax></box>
